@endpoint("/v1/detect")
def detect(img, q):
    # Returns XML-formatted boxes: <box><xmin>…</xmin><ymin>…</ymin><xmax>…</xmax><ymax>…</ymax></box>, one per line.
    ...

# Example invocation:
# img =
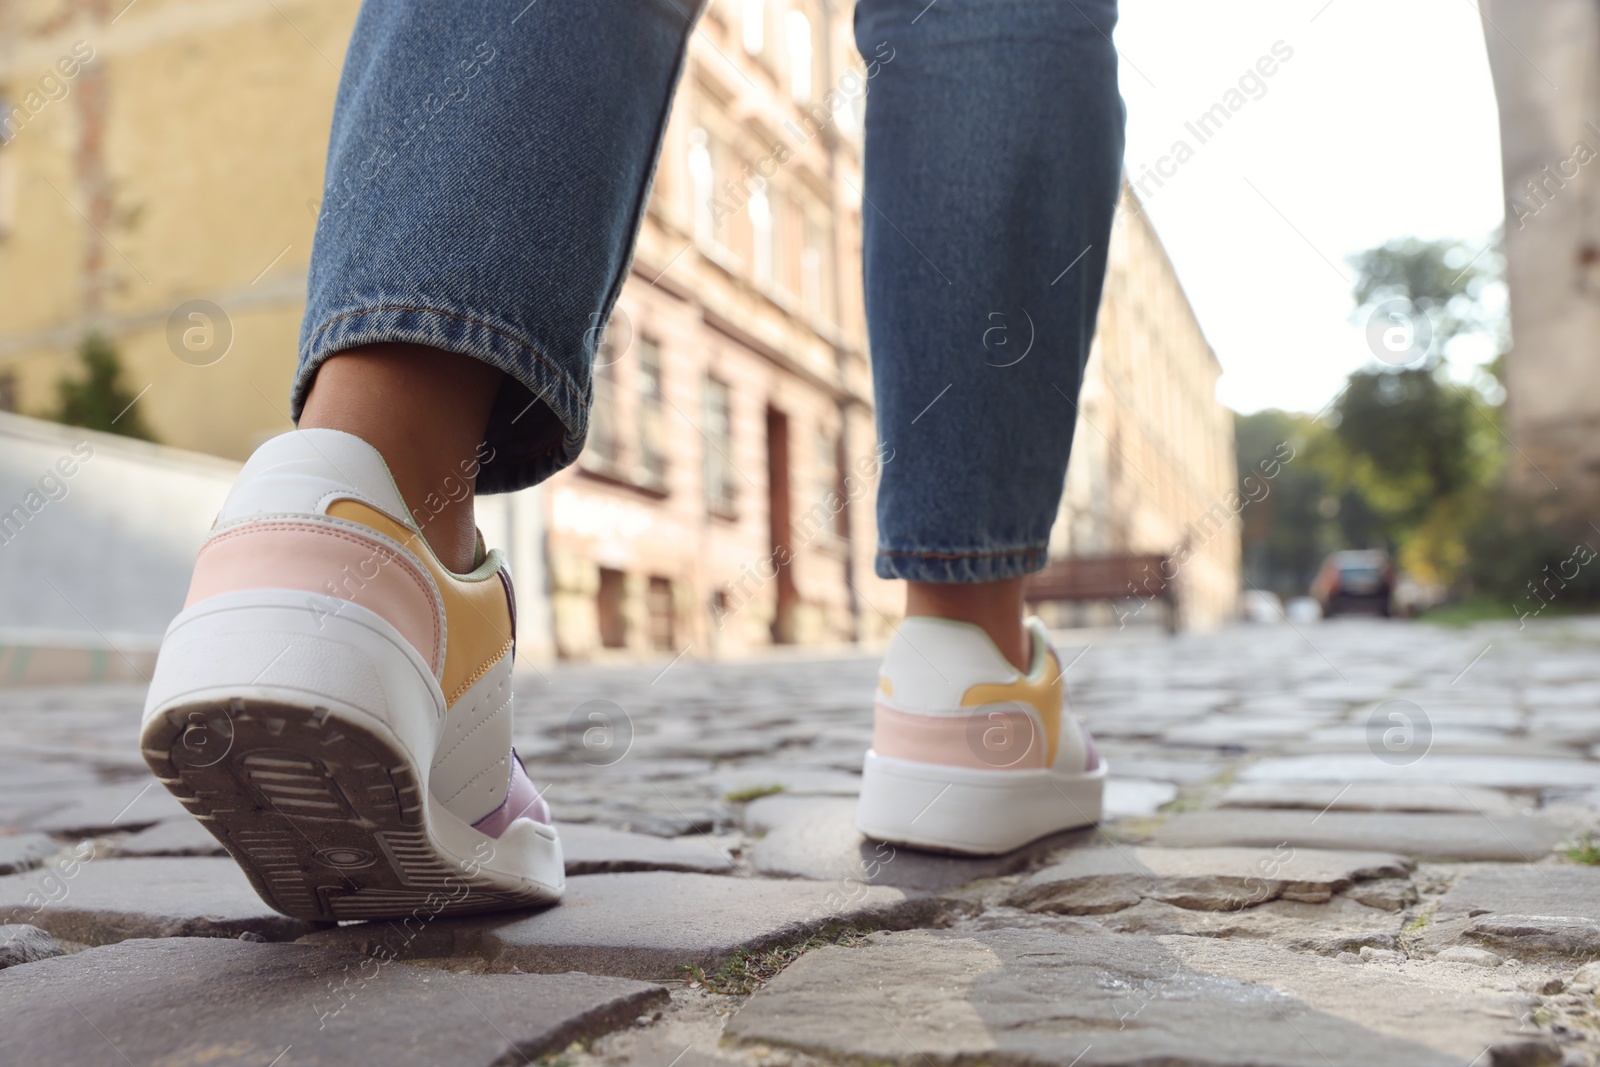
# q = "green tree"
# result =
<box><xmin>1236</xmin><ymin>236</ymin><xmax>1509</xmax><ymax>597</ymax></box>
<box><xmin>1348</xmin><ymin>235</ymin><xmax>1506</xmax><ymax>359</ymax></box>
<box><xmin>1331</xmin><ymin>237</ymin><xmax>1506</xmax><ymax>585</ymax></box>
<box><xmin>1235</xmin><ymin>409</ymin><xmax>1337</xmax><ymax>596</ymax></box>
<box><xmin>1328</xmin><ymin>363</ymin><xmax>1500</xmax><ymax>584</ymax></box>
<box><xmin>44</xmin><ymin>333</ymin><xmax>157</xmax><ymax>442</ymax></box>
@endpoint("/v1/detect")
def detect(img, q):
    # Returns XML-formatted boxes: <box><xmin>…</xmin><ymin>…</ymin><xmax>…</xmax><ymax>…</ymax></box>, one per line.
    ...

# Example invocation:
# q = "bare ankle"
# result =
<box><xmin>299</xmin><ymin>344</ymin><xmax>503</xmax><ymax>572</ymax></box>
<box><xmin>904</xmin><ymin>578</ymin><xmax>1030</xmax><ymax>672</ymax></box>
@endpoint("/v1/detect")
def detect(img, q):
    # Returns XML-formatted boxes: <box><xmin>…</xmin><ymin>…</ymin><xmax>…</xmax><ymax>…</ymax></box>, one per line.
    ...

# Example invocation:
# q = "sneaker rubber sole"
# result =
<box><xmin>855</xmin><ymin>750</ymin><xmax>1107</xmax><ymax>855</ymax></box>
<box><xmin>140</xmin><ymin>590</ymin><xmax>562</xmax><ymax>922</ymax></box>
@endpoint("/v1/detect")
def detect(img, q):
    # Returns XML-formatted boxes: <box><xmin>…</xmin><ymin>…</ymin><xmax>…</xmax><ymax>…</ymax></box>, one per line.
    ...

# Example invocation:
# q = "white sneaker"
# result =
<box><xmin>855</xmin><ymin>616</ymin><xmax>1106</xmax><ymax>854</ymax></box>
<box><xmin>140</xmin><ymin>429</ymin><xmax>563</xmax><ymax>920</ymax></box>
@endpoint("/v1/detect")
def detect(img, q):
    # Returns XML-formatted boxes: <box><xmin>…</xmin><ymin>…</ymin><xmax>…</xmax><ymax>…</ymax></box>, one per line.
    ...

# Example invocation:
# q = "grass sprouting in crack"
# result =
<box><xmin>683</xmin><ymin>928</ymin><xmax>867</xmax><ymax>996</ymax></box>
<box><xmin>1563</xmin><ymin>832</ymin><xmax>1600</xmax><ymax>866</ymax></box>
<box><xmin>724</xmin><ymin>784</ymin><xmax>786</xmax><ymax>803</ymax></box>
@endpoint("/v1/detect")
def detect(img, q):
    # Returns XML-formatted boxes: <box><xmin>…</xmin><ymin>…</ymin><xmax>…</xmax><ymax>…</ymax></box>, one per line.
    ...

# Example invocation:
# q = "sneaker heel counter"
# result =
<box><xmin>872</xmin><ymin>702</ymin><xmax>1048</xmax><ymax>771</ymax></box>
<box><xmin>183</xmin><ymin>519</ymin><xmax>443</xmax><ymax>675</ymax></box>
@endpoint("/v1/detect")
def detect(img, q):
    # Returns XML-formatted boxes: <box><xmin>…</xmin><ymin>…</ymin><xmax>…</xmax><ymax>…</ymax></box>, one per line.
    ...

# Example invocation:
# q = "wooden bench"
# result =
<box><xmin>1024</xmin><ymin>552</ymin><xmax>1181</xmax><ymax>633</ymax></box>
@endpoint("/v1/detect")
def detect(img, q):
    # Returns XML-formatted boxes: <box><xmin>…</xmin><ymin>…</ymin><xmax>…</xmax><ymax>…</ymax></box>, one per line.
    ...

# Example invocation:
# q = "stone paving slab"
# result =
<box><xmin>536</xmin><ymin>758</ymin><xmax>718</xmax><ymax>783</ymax></box>
<box><xmin>1429</xmin><ymin>866</ymin><xmax>1600</xmax><ymax>960</ymax></box>
<box><xmin>1239</xmin><ymin>754</ymin><xmax>1600</xmax><ymax>790</ymax></box>
<box><xmin>1087</xmin><ymin>894</ymin><xmax>1407</xmax><ymax>955</ymax></box>
<box><xmin>473</xmin><ymin>871</ymin><xmax>941</xmax><ymax>980</ymax></box>
<box><xmin>0</xmin><ymin>832</ymin><xmax>61</xmax><ymax>874</ymax></box>
<box><xmin>725</xmin><ymin>926</ymin><xmax>1543</xmax><ymax>1066</ymax></box>
<box><xmin>1285</xmin><ymin>734</ymin><xmax>1578</xmax><ymax>759</ymax></box>
<box><xmin>1006</xmin><ymin>846</ymin><xmax>1410</xmax><ymax>914</ymax></box>
<box><xmin>559</xmin><ymin>822</ymin><xmax>734</xmax><ymax>874</ymax></box>
<box><xmin>0</xmin><ymin>760</ymin><xmax>85</xmax><ymax>827</ymax></box>
<box><xmin>19</xmin><ymin>778</ymin><xmax>189</xmax><ymax>836</ymax></box>
<box><xmin>110</xmin><ymin>817</ymin><xmax>224</xmax><ymax>857</ymax></box>
<box><xmin>711</xmin><ymin>766</ymin><xmax>864</xmax><ymax>798</ymax></box>
<box><xmin>1462</xmin><ymin>914</ymin><xmax>1600</xmax><ymax>960</ymax></box>
<box><xmin>0</xmin><ymin>857</ymin><xmax>321</xmax><ymax>943</ymax></box>
<box><xmin>0</xmin><ymin>937</ymin><xmax>666</xmax><ymax>1067</ymax></box>
<box><xmin>742</xmin><ymin>794</ymin><xmax>1090</xmax><ymax>890</ymax></box>
<box><xmin>1530</xmin><ymin>711</ymin><xmax>1600</xmax><ymax>745</ymax></box>
<box><xmin>1438</xmin><ymin>865</ymin><xmax>1600</xmax><ymax>920</ymax></box>
<box><xmin>1401</xmin><ymin>706</ymin><xmax>1524</xmax><ymax>730</ymax></box>
<box><xmin>1148</xmin><ymin>809</ymin><xmax>1569</xmax><ymax>862</ymax></box>
<box><xmin>1096</xmin><ymin>754</ymin><xmax>1224</xmax><ymax>785</ymax></box>
<box><xmin>1103</xmin><ymin>778</ymin><xmax>1178</xmax><ymax>817</ymax></box>
<box><xmin>105</xmin><ymin>819</ymin><xmax>740</xmax><ymax>878</ymax></box>
<box><xmin>9</xmin><ymin>620</ymin><xmax>1600</xmax><ymax>1062</ymax></box>
<box><xmin>0</xmin><ymin>923</ymin><xmax>63</xmax><ymax>969</ymax></box>
<box><xmin>564</xmin><ymin>808</ymin><xmax>728</xmax><ymax>839</ymax></box>
<box><xmin>1216</xmin><ymin>781</ymin><xmax>1521</xmax><ymax>814</ymax></box>
<box><xmin>1162</xmin><ymin>717</ymin><xmax>1316</xmax><ymax>748</ymax></box>
<box><xmin>1076</xmin><ymin>715</ymin><xmax>1206</xmax><ymax>741</ymax></box>
<box><xmin>1158</xmin><ymin>936</ymin><xmax>1559</xmax><ymax>1065</ymax></box>
<box><xmin>300</xmin><ymin>870</ymin><xmax>943</xmax><ymax>981</ymax></box>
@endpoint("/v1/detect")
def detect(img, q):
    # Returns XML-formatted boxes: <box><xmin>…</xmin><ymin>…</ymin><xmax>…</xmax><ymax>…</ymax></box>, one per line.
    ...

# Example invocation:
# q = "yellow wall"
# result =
<box><xmin>0</xmin><ymin>0</ymin><xmax>355</xmax><ymax>458</ymax></box>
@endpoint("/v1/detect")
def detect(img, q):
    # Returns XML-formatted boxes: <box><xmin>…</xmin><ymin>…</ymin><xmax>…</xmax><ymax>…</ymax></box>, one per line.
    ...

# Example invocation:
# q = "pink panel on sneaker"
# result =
<box><xmin>872</xmin><ymin>703</ymin><xmax>1047</xmax><ymax>771</ymax></box>
<box><xmin>186</xmin><ymin>520</ymin><xmax>442</xmax><ymax>672</ymax></box>
<box><xmin>1083</xmin><ymin>729</ymin><xmax>1101</xmax><ymax>773</ymax></box>
<box><xmin>473</xmin><ymin>754</ymin><xmax>551</xmax><ymax>836</ymax></box>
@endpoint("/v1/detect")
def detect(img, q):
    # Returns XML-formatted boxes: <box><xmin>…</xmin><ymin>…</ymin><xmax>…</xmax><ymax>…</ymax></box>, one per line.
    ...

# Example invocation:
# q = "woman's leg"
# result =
<box><xmin>852</xmin><ymin>0</ymin><xmax>1125</xmax><ymax>853</ymax></box>
<box><xmin>294</xmin><ymin>0</ymin><xmax>705</xmax><ymax>566</ymax></box>
<box><xmin>141</xmin><ymin>0</ymin><xmax>706</xmax><ymax>921</ymax></box>
<box><xmin>855</xmin><ymin>0</ymin><xmax>1125</xmax><ymax>668</ymax></box>
<box><xmin>300</xmin><ymin>345</ymin><xmax>501</xmax><ymax>572</ymax></box>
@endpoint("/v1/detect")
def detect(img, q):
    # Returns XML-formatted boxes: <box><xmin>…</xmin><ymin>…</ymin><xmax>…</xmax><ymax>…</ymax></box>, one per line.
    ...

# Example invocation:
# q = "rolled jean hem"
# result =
<box><xmin>874</xmin><ymin>545</ymin><xmax>1049</xmax><ymax>583</ymax></box>
<box><xmin>291</xmin><ymin>304</ymin><xmax>586</xmax><ymax>494</ymax></box>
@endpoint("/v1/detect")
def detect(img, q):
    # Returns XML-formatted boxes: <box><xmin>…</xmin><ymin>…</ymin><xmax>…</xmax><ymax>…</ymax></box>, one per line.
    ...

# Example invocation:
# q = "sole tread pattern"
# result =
<box><xmin>142</xmin><ymin>698</ymin><xmax>552</xmax><ymax>922</ymax></box>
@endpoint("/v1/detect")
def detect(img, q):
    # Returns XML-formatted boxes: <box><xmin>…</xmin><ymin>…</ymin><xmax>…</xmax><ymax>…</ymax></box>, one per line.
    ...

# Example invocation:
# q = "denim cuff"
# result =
<box><xmin>292</xmin><ymin>304</ymin><xmax>588</xmax><ymax>495</ymax></box>
<box><xmin>874</xmin><ymin>544</ymin><xmax>1050</xmax><ymax>583</ymax></box>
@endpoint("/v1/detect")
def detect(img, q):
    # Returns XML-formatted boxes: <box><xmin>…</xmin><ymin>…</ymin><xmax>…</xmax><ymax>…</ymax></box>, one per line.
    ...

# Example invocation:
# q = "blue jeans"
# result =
<box><xmin>294</xmin><ymin>0</ymin><xmax>1124</xmax><ymax>583</ymax></box>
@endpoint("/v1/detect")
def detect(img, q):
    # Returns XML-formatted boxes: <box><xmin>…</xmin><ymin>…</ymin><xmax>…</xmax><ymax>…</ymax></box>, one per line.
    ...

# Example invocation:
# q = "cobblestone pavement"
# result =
<box><xmin>6</xmin><ymin>617</ymin><xmax>1600</xmax><ymax>1065</ymax></box>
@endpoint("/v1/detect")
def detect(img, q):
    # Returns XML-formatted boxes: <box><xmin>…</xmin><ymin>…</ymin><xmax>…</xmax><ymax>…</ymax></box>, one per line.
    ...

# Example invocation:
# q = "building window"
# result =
<box><xmin>704</xmin><ymin>377</ymin><xmax>738</xmax><ymax>517</ymax></box>
<box><xmin>688</xmin><ymin>128</ymin><xmax>713</xmax><ymax>246</ymax></box>
<box><xmin>785</xmin><ymin>10</ymin><xmax>813</xmax><ymax>103</ymax></box>
<box><xmin>774</xmin><ymin>191</ymin><xmax>798</xmax><ymax>296</ymax></box>
<box><xmin>581</xmin><ymin>328</ymin><xmax>670</xmax><ymax>493</ymax></box>
<box><xmin>801</xmin><ymin>247</ymin><xmax>822</xmax><ymax>317</ymax></box>
<box><xmin>637</xmin><ymin>337</ymin><xmax>667</xmax><ymax>490</ymax></box>
<box><xmin>597</xmin><ymin>567</ymin><xmax>628</xmax><ymax>649</ymax></box>
<box><xmin>741</xmin><ymin>0</ymin><xmax>765</xmax><ymax>55</ymax></box>
<box><xmin>585</xmin><ymin>351</ymin><xmax>623</xmax><ymax>476</ymax></box>
<box><xmin>749</xmin><ymin>186</ymin><xmax>773</xmax><ymax>286</ymax></box>
<box><xmin>647</xmin><ymin>576</ymin><xmax>675</xmax><ymax>651</ymax></box>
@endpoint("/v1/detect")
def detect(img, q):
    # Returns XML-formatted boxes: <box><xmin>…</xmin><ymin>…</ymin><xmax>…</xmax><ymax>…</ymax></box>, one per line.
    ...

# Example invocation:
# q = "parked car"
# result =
<box><xmin>1311</xmin><ymin>550</ymin><xmax>1396</xmax><ymax>617</ymax></box>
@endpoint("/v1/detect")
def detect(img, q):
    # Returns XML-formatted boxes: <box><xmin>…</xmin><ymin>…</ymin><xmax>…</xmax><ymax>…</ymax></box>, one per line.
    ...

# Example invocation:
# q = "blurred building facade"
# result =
<box><xmin>1050</xmin><ymin>191</ymin><xmax>1240</xmax><ymax>631</ymax></box>
<box><xmin>542</xmin><ymin>0</ymin><xmax>887</xmax><ymax>658</ymax></box>
<box><xmin>0</xmin><ymin>0</ymin><xmax>1236</xmax><ymax>661</ymax></box>
<box><xmin>1481</xmin><ymin>0</ymin><xmax>1600</xmax><ymax>502</ymax></box>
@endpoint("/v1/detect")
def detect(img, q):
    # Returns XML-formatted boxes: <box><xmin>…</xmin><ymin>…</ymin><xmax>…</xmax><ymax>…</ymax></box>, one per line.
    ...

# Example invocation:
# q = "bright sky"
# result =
<box><xmin>1113</xmin><ymin>0</ymin><xmax>1506</xmax><ymax>415</ymax></box>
